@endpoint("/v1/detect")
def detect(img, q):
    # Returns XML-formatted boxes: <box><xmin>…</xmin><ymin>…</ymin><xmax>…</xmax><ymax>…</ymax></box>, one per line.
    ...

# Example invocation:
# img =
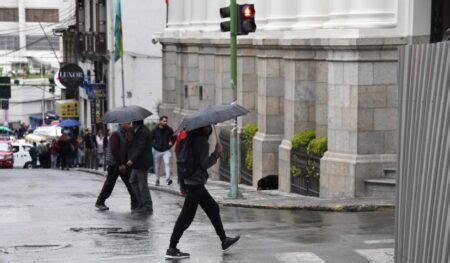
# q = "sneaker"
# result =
<box><xmin>155</xmin><ymin>180</ymin><xmax>160</xmax><ymax>186</ymax></box>
<box><xmin>167</xmin><ymin>179</ymin><xmax>173</xmax><ymax>186</ymax></box>
<box><xmin>221</xmin><ymin>236</ymin><xmax>240</xmax><ymax>252</ymax></box>
<box><xmin>95</xmin><ymin>203</ymin><xmax>109</xmax><ymax>211</ymax></box>
<box><xmin>165</xmin><ymin>248</ymin><xmax>190</xmax><ymax>259</ymax></box>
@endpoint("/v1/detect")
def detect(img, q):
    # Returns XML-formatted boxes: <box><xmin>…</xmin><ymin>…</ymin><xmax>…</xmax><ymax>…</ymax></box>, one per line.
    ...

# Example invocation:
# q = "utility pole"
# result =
<box><xmin>228</xmin><ymin>0</ymin><xmax>241</xmax><ymax>198</ymax></box>
<box><xmin>41</xmin><ymin>62</ymin><xmax>45</xmax><ymax>126</ymax></box>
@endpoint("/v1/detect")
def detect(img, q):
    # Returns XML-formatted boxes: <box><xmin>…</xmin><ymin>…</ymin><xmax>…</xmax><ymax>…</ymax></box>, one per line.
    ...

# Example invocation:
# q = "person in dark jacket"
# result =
<box><xmin>58</xmin><ymin>132</ymin><xmax>73</xmax><ymax>170</ymax></box>
<box><xmin>83</xmin><ymin>128</ymin><xmax>97</xmax><ymax>169</ymax></box>
<box><xmin>95</xmin><ymin>123</ymin><xmax>138</xmax><ymax>211</ymax></box>
<box><xmin>151</xmin><ymin>116</ymin><xmax>175</xmax><ymax>186</ymax></box>
<box><xmin>127</xmin><ymin>120</ymin><xmax>153</xmax><ymax>214</ymax></box>
<box><xmin>165</xmin><ymin>126</ymin><xmax>240</xmax><ymax>259</ymax></box>
<box><xmin>29</xmin><ymin>143</ymin><xmax>38</xmax><ymax>168</ymax></box>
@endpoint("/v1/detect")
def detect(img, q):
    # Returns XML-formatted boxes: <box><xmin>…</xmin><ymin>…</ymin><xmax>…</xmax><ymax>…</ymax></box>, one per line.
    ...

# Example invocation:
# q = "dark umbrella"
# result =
<box><xmin>176</xmin><ymin>103</ymin><xmax>249</xmax><ymax>132</ymax></box>
<box><xmin>59</xmin><ymin>119</ymin><xmax>80</xmax><ymax>128</ymax></box>
<box><xmin>102</xmin><ymin>105</ymin><xmax>152</xmax><ymax>123</ymax></box>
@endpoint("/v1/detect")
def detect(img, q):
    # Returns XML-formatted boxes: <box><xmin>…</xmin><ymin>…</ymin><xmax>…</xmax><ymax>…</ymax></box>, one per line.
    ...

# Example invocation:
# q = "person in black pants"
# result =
<box><xmin>95</xmin><ymin>123</ymin><xmax>138</xmax><ymax>211</ymax></box>
<box><xmin>165</xmin><ymin>126</ymin><xmax>240</xmax><ymax>259</ymax></box>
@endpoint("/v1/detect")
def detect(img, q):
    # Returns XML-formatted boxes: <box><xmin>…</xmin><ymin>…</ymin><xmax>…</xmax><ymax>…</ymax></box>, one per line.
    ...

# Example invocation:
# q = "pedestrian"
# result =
<box><xmin>49</xmin><ymin>139</ymin><xmax>59</xmax><ymax>169</ymax></box>
<box><xmin>70</xmin><ymin>136</ymin><xmax>80</xmax><ymax>168</ymax></box>
<box><xmin>95</xmin><ymin>123</ymin><xmax>138</xmax><ymax>211</ymax></box>
<box><xmin>165</xmin><ymin>126</ymin><xmax>240</xmax><ymax>259</ymax></box>
<box><xmin>29</xmin><ymin>142</ymin><xmax>38</xmax><ymax>168</ymax></box>
<box><xmin>151</xmin><ymin>116</ymin><xmax>175</xmax><ymax>186</ymax></box>
<box><xmin>83</xmin><ymin>128</ymin><xmax>97</xmax><ymax>169</ymax></box>
<box><xmin>58</xmin><ymin>131</ymin><xmax>72</xmax><ymax>170</ymax></box>
<box><xmin>37</xmin><ymin>140</ymin><xmax>48</xmax><ymax>168</ymax></box>
<box><xmin>127</xmin><ymin>120</ymin><xmax>153</xmax><ymax>214</ymax></box>
<box><xmin>96</xmin><ymin>131</ymin><xmax>104</xmax><ymax>168</ymax></box>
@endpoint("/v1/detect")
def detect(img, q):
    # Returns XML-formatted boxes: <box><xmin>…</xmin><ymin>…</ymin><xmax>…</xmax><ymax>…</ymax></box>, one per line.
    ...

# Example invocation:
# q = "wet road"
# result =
<box><xmin>0</xmin><ymin>169</ymin><xmax>395</xmax><ymax>262</ymax></box>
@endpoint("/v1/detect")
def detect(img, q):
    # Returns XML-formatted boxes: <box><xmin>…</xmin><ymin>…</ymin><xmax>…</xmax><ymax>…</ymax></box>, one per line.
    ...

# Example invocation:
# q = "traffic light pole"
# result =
<box><xmin>228</xmin><ymin>0</ymin><xmax>242</xmax><ymax>199</ymax></box>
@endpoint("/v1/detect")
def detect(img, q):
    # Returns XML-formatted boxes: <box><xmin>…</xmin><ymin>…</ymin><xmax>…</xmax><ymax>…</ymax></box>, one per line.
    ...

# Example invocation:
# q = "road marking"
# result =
<box><xmin>355</xmin><ymin>248</ymin><xmax>394</xmax><ymax>263</ymax></box>
<box><xmin>275</xmin><ymin>252</ymin><xmax>325</xmax><ymax>263</ymax></box>
<box><xmin>364</xmin><ymin>239</ymin><xmax>395</xmax><ymax>245</ymax></box>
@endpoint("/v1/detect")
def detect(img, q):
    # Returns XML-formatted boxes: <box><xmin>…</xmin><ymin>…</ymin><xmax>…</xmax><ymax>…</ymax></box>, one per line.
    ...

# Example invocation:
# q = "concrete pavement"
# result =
<box><xmin>77</xmin><ymin>168</ymin><xmax>395</xmax><ymax>212</ymax></box>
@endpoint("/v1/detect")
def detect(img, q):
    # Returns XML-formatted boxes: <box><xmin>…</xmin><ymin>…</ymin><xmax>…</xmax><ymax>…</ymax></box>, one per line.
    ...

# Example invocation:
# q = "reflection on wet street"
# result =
<box><xmin>0</xmin><ymin>169</ymin><xmax>395</xmax><ymax>262</ymax></box>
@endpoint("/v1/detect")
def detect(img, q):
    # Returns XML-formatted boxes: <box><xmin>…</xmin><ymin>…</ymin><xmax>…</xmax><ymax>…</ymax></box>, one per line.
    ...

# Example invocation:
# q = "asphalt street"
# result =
<box><xmin>0</xmin><ymin>169</ymin><xmax>395</xmax><ymax>262</ymax></box>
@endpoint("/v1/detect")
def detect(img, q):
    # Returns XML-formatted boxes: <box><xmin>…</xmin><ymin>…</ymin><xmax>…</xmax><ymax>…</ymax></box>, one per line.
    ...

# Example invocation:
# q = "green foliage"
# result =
<box><xmin>307</xmin><ymin>136</ymin><xmax>328</xmax><ymax>157</ymax></box>
<box><xmin>291</xmin><ymin>129</ymin><xmax>315</xmax><ymax>149</ymax></box>
<box><xmin>242</xmin><ymin>123</ymin><xmax>258</xmax><ymax>171</ymax></box>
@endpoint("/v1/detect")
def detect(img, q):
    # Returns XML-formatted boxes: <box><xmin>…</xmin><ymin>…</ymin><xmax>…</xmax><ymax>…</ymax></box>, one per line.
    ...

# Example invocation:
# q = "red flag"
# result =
<box><xmin>165</xmin><ymin>0</ymin><xmax>169</xmax><ymax>5</ymax></box>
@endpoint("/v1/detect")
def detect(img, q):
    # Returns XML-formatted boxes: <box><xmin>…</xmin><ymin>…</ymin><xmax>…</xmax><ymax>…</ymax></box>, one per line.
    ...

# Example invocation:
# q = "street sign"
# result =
<box><xmin>0</xmin><ymin>77</ymin><xmax>11</xmax><ymax>99</ymax></box>
<box><xmin>58</xmin><ymin>64</ymin><xmax>85</xmax><ymax>89</ymax></box>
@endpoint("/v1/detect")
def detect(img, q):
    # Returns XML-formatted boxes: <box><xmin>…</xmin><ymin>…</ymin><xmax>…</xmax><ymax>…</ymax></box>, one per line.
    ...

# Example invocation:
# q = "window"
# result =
<box><xmin>26</xmin><ymin>36</ymin><xmax>60</xmax><ymax>51</ymax></box>
<box><xmin>11</xmin><ymin>146</ymin><xmax>19</xmax><ymax>153</ymax></box>
<box><xmin>0</xmin><ymin>143</ymin><xmax>11</xmax><ymax>152</ymax></box>
<box><xmin>0</xmin><ymin>8</ymin><xmax>19</xmax><ymax>22</ymax></box>
<box><xmin>26</xmin><ymin>9</ymin><xmax>59</xmax><ymax>23</ymax></box>
<box><xmin>0</xmin><ymin>36</ymin><xmax>20</xmax><ymax>50</ymax></box>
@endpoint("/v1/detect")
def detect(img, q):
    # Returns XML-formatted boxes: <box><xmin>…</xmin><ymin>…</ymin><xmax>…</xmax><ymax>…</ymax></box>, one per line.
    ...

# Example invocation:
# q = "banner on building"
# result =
<box><xmin>55</xmin><ymin>100</ymin><xmax>79</xmax><ymax>118</ymax></box>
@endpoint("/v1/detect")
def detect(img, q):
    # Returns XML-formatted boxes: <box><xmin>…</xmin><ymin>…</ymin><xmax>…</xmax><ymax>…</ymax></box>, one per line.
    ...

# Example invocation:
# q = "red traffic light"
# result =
<box><xmin>241</xmin><ymin>5</ymin><xmax>255</xmax><ymax>18</ymax></box>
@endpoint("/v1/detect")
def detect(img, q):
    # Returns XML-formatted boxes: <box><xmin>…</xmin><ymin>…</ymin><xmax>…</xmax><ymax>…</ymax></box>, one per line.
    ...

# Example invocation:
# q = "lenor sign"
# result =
<box><xmin>58</xmin><ymin>64</ymin><xmax>85</xmax><ymax>89</ymax></box>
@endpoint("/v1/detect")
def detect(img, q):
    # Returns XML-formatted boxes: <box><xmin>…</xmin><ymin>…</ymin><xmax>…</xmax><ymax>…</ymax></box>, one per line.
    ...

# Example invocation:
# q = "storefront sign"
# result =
<box><xmin>58</xmin><ymin>64</ymin><xmax>85</xmax><ymax>89</ymax></box>
<box><xmin>56</xmin><ymin>100</ymin><xmax>79</xmax><ymax>118</ymax></box>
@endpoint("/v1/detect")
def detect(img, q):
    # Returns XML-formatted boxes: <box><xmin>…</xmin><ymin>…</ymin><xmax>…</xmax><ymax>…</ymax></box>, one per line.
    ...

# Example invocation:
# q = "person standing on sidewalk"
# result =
<box><xmin>151</xmin><ymin>116</ymin><xmax>175</xmax><ymax>186</ymax></box>
<box><xmin>127</xmin><ymin>120</ymin><xmax>153</xmax><ymax>214</ymax></box>
<box><xmin>58</xmin><ymin>131</ymin><xmax>72</xmax><ymax>170</ymax></box>
<box><xmin>83</xmin><ymin>128</ymin><xmax>97</xmax><ymax>169</ymax></box>
<box><xmin>165</xmin><ymin>126</ymin><xmax>240</xmax><ymax>259</ymax></box>
<box><xmin>95</xmin><ymin>123</ymin><xmax>138</xmax><ymax>211</ymax></box>
<box><xmin>49</xmin><ymin>139</ymin><xmax>58</xmax><ymax>169</ymax></box>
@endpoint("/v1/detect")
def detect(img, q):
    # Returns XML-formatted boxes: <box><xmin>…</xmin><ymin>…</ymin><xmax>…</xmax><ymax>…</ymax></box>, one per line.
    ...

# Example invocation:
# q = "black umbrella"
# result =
<box><xmin>102</xmin><ymin>105</ymin><xmax>152</xmax><ymax>123</ymax></box>
<box><xmin>176</xmin><ymin>103</ymin><xmax>249</xmax><ymax>132</ymax></box>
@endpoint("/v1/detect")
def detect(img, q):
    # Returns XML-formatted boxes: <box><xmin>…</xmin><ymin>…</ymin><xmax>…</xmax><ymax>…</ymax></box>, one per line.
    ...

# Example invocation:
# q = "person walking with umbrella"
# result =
<box><xmin>165</xmin><ymin>125</ymin><xmax>240</xmax><ymax>259</ymax></box>
<box><xmin>127</xmin><ymin>120</ymin><xmax>153</xmax><ymax>214</ymax></box>
<box><xmin>95</xmin><ymin>123</ymin><xmax>138</xmax><ymax>211</ymax></box>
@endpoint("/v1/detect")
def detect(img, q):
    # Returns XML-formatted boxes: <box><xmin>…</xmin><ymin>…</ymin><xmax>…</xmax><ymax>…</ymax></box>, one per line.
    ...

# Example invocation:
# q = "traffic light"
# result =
<box><xmin>0</xmin><ymin>77</ymin><xmax>11</xmax><ymax>99</ymax></box>
<box><xmin>238</xmin><ymin>4</ymin><xmax>256</xmax><ymax>35</ymax></box>
<box><xmin>220</xmin><ymin>6</ymin><xmax>231</xmax><ymax>32</ymax></box>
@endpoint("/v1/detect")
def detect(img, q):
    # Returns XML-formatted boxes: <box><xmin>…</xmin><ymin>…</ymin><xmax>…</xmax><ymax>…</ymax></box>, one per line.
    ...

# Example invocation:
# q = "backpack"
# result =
<box><xmin>175</xmin><ymin>131</ymin><xmax>196</xmax><ymax>179</ymax></box>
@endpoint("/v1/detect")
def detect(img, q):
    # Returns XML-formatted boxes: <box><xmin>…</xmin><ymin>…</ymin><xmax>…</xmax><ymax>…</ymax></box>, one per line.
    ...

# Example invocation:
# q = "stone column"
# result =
<box><xmin>292</xmin><ymin>0</ymin><xmax>329</xmax><ymax>29</ymax></box>
<box><xmin>237</xmin><ymin>49</ymin><xmax>257</xmax><ymax>127</ymax></box>
<box><xmin>198</xmin><ymin>47</ymin><xmax>217</xmax><ymax>108</ymax></box>
<box><xmin>167</xmin><ymin>0</ymin><xmax>185</xmax><ymax>30</ymax></box>
<box><xmin>253</xmin><ymin>50</ymin><xmax>285</xmax><ymax>187</ymax></box>
<box><xmin>320</xmin><ymin>49</ymin><xmax>398</xmax><ymax>198</ymax></box>
<box><xmin>160</xmin><ymin>45</ymin><xmax>178</xmax><ymax>122</ymax></box>
<box><xmin>347</xmin><ymin>0</ymin><xmax>396</xmax><ymax>27</ymax></box>
<box><xmin>278</xmin><ymin>51</ymin><xmax>317</xmax><ymax>192</ymax></box>
<box><xmin>182</xmin><ymin>0</ymin><xmax>192</xmax><ymax>29</ymax></box>
<box><xmin>190</xmin><ymin>0</ymin><xmax>207</xmax><ymax>30</ymax></box>
<box><xmin>315</xmin><ymin>54</ymin><xmax>328</xmax><ymax>137</ymax></box>
<box><xmin>264</xmin><ymin>0</ymin><xmax>297</xmax><ymax>30</ymax></box>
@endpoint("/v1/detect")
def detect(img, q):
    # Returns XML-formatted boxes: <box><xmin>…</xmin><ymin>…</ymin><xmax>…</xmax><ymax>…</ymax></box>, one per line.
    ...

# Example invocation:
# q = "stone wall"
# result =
<box><xmin>160</xmin><ymin>37</ymin><xmax>405</xmax><ymax>198</ymax></box>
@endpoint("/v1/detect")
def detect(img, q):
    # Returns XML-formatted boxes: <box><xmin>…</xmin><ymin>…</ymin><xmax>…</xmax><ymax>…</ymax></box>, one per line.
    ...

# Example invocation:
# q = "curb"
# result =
<box><xmin>77</xmin><ymin>168</ymin><xmax>395</xmax><ymax>212</ymax></box>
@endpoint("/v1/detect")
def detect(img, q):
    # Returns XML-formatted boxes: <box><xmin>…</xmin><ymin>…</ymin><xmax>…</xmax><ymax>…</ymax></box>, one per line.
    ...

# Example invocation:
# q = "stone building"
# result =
<box><xmin>157</xmin><ymin>0</ymin><xmax>448</xmax><ymax>198</ymax></box>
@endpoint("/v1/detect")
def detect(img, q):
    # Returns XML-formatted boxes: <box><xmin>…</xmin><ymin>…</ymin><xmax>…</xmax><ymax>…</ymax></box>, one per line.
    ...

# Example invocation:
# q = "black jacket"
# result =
<box><xmin>183</xmin><ymin>134</ymin><xmax>220</xmax><ymax>185</ymax></box>
<box><xmin>150</xmin><ymin>125</ymin><xmax>174</xmax><ymax>152</ymax></box>
<box><xmin>127</xmin><ymin>124</ymin><xmax>152</xmax><ymax>171</ymax></box>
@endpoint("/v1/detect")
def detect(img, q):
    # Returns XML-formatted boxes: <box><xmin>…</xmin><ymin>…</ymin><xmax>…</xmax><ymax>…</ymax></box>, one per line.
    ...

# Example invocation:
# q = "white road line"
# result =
<box><xmin>364</xmin><ymin>239</ymin><xmax>395</xmax><ymax>245</ymax></box>
<box><xmin>276</xmin><ymin>252</ymin><xmax>325</xmax><ymax>263</ymax></box>
<box><xmin>355</xmin><ymin>248</ymin><xmax>394</xmax><ymax>263</ymax></box>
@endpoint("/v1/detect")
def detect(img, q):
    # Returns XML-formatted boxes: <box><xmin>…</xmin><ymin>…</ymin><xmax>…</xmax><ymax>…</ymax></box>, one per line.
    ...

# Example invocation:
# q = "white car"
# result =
<box><xmin>11</xmin><ymin>141</ymin><xmax>34</xmax><ymax>168</ymax></box>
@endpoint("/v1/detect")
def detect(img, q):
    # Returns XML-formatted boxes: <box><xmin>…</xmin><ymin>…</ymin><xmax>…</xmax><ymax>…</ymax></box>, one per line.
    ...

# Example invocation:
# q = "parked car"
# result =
<box><xmin>11</xmin><ymin>141</ymin><xmax>34</xmax><ymax>168</ymax></box>
<box><xmin>0</xmin><ymin>142</ymin><xmax>14</xmax><ymax>168</ymax></box>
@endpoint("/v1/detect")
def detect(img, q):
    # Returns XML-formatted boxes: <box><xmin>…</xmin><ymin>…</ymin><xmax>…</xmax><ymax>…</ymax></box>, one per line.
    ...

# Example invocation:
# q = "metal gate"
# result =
<box><xmin>396</xmin><ymin>41</ymin><xmax>449</xmax><ymax>263</ymax></box>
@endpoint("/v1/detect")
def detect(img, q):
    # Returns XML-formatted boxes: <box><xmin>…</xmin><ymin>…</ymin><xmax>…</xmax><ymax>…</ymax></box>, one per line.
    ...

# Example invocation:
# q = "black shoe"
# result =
<box><xmin>95</xmin><ymin>203</ymin><xmax>109</xmax><ymax>211</ymax></box>
<box><xmin>165</xmin><ymin>248</ymin><xmax>190</xmax><ymax>259</ymax></box>
<box><xmin>221</xmin><ymin>236</ymin><xmax>240</xmax><ymax>252</ymax></box>
<box><xmin>131</xmin><ymin>207</ymin><xmax>152</xmax><ymax>214</ymax></box>
<box><xmin>167</xmin><ymin>179</ymin><xmax>173</xmax><ymax>186</ymax></box>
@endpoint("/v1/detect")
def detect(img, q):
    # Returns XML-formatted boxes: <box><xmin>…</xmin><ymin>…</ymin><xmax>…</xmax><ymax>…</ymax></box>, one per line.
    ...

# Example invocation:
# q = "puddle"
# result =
<box><xmin>70</xmin><ymin>227</ymin><xmax>122</xmax><ymax>233</ymax></box>
<box><xmin>1</xmin><ymin>244</ymin><xmax>71</xmax><ymax>254</ymax></box>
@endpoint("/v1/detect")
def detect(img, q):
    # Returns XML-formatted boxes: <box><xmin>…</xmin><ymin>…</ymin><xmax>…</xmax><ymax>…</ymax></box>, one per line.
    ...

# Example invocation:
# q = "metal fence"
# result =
<box><xmin>396</xmin><ymin>41</ymin><xmax>449</xmax><ymax>263</ymax></box>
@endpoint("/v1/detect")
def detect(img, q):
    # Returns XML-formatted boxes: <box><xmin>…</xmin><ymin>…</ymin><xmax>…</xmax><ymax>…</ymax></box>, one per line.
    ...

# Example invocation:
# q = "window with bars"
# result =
<box><xmin>0</xmin><ymin>8</ymin><xmax>19</xmax><ymax>22</ymax></box>
<box><xmin>0</xmin><ymin>36</ymin><xmax>20</xmax><ymax>50</ymax></box>
<box><xmin>26</xmin><ymin>36</ymin><xmax>60</xmax><ymax>51</ymax></box>
<box><xmin>25</xmin><ymin>9</ymin><xmax>59</xmax><ymax>23</ymax></box>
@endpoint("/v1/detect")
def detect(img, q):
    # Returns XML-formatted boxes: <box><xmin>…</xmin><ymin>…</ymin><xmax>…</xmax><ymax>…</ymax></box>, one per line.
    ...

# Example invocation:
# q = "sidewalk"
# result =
<box><xmin>77</xmin><ymin>168</ymin><xmax>395</xmax><ymax>212</ymax></box>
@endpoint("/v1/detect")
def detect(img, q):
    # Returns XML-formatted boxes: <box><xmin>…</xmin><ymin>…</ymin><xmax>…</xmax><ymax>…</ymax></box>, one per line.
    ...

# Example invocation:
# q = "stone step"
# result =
<box><xmin>364</xmin><ymin>178</ymin><xmax>396</xmax><ymax>198</ymax></box>
<box><xmin>383</xmin><ymin>168</ymin><xmax>397</xmax><ymax>179</ymax></box>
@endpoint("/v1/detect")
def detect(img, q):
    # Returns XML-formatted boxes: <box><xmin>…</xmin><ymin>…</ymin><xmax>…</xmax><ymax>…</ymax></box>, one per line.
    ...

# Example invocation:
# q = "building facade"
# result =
<box><xmin>157</xmin><ymin>0</ymin><xmax>448</xmax><ymax>198</ymax></box>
